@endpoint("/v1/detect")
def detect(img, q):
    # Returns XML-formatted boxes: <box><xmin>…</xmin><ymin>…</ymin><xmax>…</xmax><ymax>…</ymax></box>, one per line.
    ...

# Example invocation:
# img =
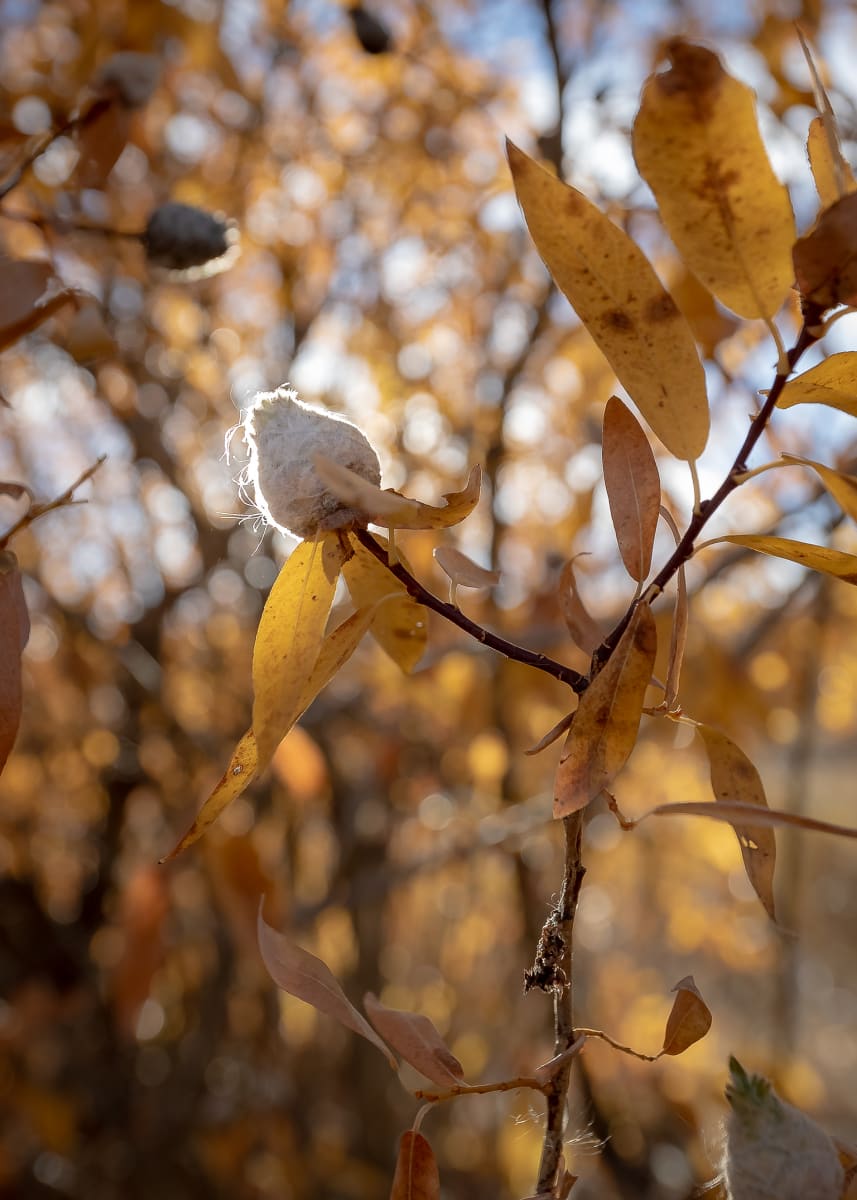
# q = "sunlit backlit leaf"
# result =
<box><xmin>661</xmin><ymin>976</ymin><xmax>712</xmax><ymax>1055</ymax></box>
<box><xmin>777</xmin><ymin>352</ymin><xmax>857</xmax><ymax>417</ymax></box>
<box><xmin>162</xmin><ymin>728</ymin><xmax>258</xmax><ymax>861</ymax></box>
<box><xmin>602</xmin><ymin>396</ymin><xmax>661</xmax><ymax>582</ymax></box>
<box><xmin>807</xmin><ymin>116</ymin><xmax>857</xmax><ymax>210</ymax></box>
<box><xmin>344</xmin><ymin>535</ymin><xmax>426</xmax><ymax>672</ymax></box>
<box><xmin>780</xmin><ymin>454</ymin><xmax>857</xmax><ymax>524</ymax></box>
<box><xmin>316</xmin><ymin>457</ymin><xmax>482</xmax><ymax>530</ymax></box>
<box><xmin>554</xmin><ymin>603</ymin><xmax>657</xmax><ymax>818</ymax></box>
<box><xmin>712</xmin><ymin>535</ymin><xmax>857</xmax><ymax>584</ymax></box>
<box><xmin>507</xmin><ymin>140</ymin><xmax>708</xmax><ymax>462</ymax></box>
<box><xmin>633</xmin><ymin>39</ymin><xmax>795</xmax><ymax>319</ymax></box>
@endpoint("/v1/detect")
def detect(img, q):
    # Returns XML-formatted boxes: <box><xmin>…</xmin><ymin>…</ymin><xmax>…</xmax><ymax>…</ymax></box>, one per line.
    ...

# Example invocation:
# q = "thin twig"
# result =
<box><xmin>352</xmin><ymin>528</ymin><xmax>587</xmax><ymax>692</ymax></box>
<box><xmin>414</xmin><ymin>1075</ymin><xmax>546</xmax><ymax>1104</ymax></box>
<box><xmin>0</xmin><ymin>97</ymin><xmax>111</xmax><ymax>200</ymax></box>
<box><xmin>0</xmin><ymin>456</ymin><xmax>105</xmax><ymax>548</ymax></box>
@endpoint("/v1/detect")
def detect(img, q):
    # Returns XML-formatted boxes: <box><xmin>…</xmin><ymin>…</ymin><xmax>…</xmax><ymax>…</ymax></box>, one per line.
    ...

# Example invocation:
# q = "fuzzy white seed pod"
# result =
<box><xmin>722</xmin><ymin>1058</ymin><xmax>843</xmax><ymax>1200</ymax></box>
<box><xmin>242</xmin><ymin>385</ymin><xmax>381</xmax><ymax>541</ymax></box>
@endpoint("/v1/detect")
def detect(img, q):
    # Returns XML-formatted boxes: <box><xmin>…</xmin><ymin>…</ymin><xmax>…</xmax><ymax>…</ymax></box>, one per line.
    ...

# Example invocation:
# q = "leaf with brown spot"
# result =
<box><xmin>364</xmin><ymin>993</ymin><xmax>464</xmax><ymax>1088</ymax></box>
<box><xmin>697</xmin><ymin>725</ymin><xmax>776</xmax><ymax>920</ymax></box>
<box><xmin>602</xmin><ymin>397</ymin><xmax>661</xmax><ymax>582</ymax></box>
<box><xmin>343</xmin><ymin>535</ymin><xmax>426</xmax><ymax>673</ymax></box>
<box><xmin>554</xmin><ymin>603</ymin><xmax>657</xmax><ymax>818</ymax></box>
<box><xmin>389</xmin><ymin>1131</ymin><xmax>440</xmax><ymax>1200</ymax></box>
<box><xmin>712</xmin><ymin>535</ymin><xmax>857</xmax><ymax>585</ymax></box>
<box><xmin>777</xmin><ymin>353</ymin><xmax>857</xmax><ymax>417</ymax></box>
<box><xmin>661</xmin><ymin>976</ymin><xmax>712</xmax><ymax>1056</ymax></box>
<box><xmin>0</xmin><ymin>551</ymin><xmax>29</xmax><ymax>776</ymax></box>
<box><xmin>258</xmin><ymin>910</ymin><xmax>397</xmax><ymax>1070</ymax></box>
<box><xmin>633</xmin><ymin>39</ymin><xmax>795</xmax><ymax>319</ymax></box>
<box><xmin>507</xmin><ymin>141</ymin><xmax>708</xmax><ymax>462</ymax></box>
<box><xmin>557</xmin><ymin>560</ymin><xmax>603</xmax><ymax>655</ymax></box>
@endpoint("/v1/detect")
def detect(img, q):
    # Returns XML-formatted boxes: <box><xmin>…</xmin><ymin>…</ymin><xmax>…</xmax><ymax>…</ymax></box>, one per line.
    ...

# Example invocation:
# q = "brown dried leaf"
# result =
<box><xmin>714</xmin><ymin>535</ymin><xmax>857</xmax><ymax>584</ymax></box>
<box><xmin>793</xmin><ymin>192</ymin><xmax>857</xmax><ymax>312</ymax></box>
<box><xmin>507</xmin><ymin>140</ymin><xmax>708</xmax><ymax>462</ymax></box>
<box><xmin>558</xmin><ymin>560</ymin><xmax>603</xmax><ymax>655</ymax></box>
<box><xmin>0</xmin><ymin>257</ymin><xmax>52</xmax><ymax>331</ymax></box>
<box><xmin>662</xmin><ymin>976</ymin><xmax>712</xmax><ymax>1055</ymax></box>
<box><xmin>0</xmin><ymin>288</ymin><xmax>77</xmax><ymax>353</ymax></box>
<box><xmin>602</xmin><ymin>396</ymin><xmax>661</xmax><ymax>582</ymax></box>
<box><xmin>433</xmin><ymin>545</ymin><xmax>500</xmax><ymax>592</ymax></box>
<box><xmin>697</xmin><ymin>726</ymin><xmax>776</xmax><ymax>919</ymax></box>
<box><xmin>554</xmin><ymin>603</ymin><xmax>657</xmax><ymax>818</ymax></box>
<box><xmin>389</xmin><ymin>1131</ymin><xmax>441</xmax><ymax>1200</ymax></box>
<box><xmin>0</xmin><ymin>550</ymin><xmax>29</xmax><ymax>775</ymax></box>
<box><xmin>525</xmin><ymin>710</ymin><xmax>575</xmax><ymax>756</ymax></box>
<box><xmin>364</xmin><ymin>992</ymin><xmax>464</xmax><ymax>1087</ymax></box>
<box><xmin>343</xmin><ymin>535</ymin><xmax>426</xmax><ymax>673</ymax></box>
<box><xmin>258</xmin><ymin>909</ymin><xmax>397</xmax><ymax>1070</ymax></box>
<box><xmin>640</xmin><ymin>799</ymin><xmax>857</xmax><ymax>840</ymax></box>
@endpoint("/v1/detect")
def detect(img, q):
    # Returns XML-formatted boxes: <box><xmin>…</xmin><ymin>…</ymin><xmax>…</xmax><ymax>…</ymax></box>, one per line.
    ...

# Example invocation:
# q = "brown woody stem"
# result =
<box><xmin>352</xmin><ymin>528</ymin><xmax>587</xmax><ymax>692</ymax></box>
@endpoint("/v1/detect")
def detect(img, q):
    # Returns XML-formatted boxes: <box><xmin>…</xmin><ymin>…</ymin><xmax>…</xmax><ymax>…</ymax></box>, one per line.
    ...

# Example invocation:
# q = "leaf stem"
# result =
<box><xmin>352</xmin><ymin>528</ymin><xmax>587</xmax><ymax>693</ymax></box>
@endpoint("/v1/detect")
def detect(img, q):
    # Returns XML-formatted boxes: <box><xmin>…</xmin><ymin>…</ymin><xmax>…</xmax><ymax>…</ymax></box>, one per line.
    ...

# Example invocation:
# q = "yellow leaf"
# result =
<box><xmin>633</xmin><ymin>39</ymin><xmax>796</xmax><ymax>319</ymax></box>
<box><xmin>661</xmin><ymin>976</ymin><xmax>712</xmax><ymax>1056</ymax></box>
<box><xmin>697</xmin><ymin>725</ymin><xmax>776</xmax><ymax>920</ymax></box>
<box><xmin>602</xmin><ymin>396</ymin><xmax>661</xmax><ymax>582</ymax></box>
<box><xmin>554</xmin><ymin>603</ymin><xmax>657</xmax><ymax>818</ymax></box>
<box><xmin>807</xmin><ymin>116</ymin><xmax>857</xmax><ymax>210</ymax></box>
<box><xmin>777</xmin><ymin>352</ymin><xmax>857</xmax><ymax>417</ymax></box>
<box><xmin>252</xmin><ymin>536</ymin><xmax>346</xmax><ymax>768</ymax></box>
<box><xmin>714</xmin><ymin>535</ymin><xmax>857</xmax><ymax>584</ymax></box>
<box><xmin>507</xmin><ymin>141</ymin><xmax>708</xmax><ymax>462</ymax></box>
<box><xmin>315</xmin><ymin>457</ymin><xmax>482</xmax><ymax>530</ymax></box>
<box><xmin>163</xmin><ymin>728</ymin><xmax>258</xmax><ymax>860</ymax></box>
<box><xmin>343</xmin><ymin>535</ymin><xmax>426</xmax><ymax>673</ymax></box>
<box><xmin>780</xmin><ymin>454</ymin><xmax>857</xmax><ymax>524</ymax></box>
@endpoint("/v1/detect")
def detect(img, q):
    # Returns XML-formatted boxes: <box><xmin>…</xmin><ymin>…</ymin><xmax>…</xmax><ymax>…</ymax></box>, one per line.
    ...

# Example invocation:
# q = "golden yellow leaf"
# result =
<box><xmin>343</xmin><ymin>535</ymin><xmax>426</xmax><ymax>673</ymax></box>
<box><xmin>661</xmin><ymin>976</ymin><xmax>712</xmax><ymax>1056</ymax></box>
<box><xmin>780</xmin><ymin>454</ymin><xmax>857</xmax><ymax>524</ymax></box>
<box><xmin>807</xmin><ymin>116</ymin><xmax>857</xmax><ymax>210</ymax></box>
<box><xmin>697</xmin><ymin>725</ymin><xmax>776</xmax><ymax>920</ymax></box>
<box><xmin>252</xmin><ymin>536</ymin><xmax>346</xmax><ymax>769</ymax></box>
<box><xmin>507</xmin><ymin>141</ymin><xmax>708</xmax><ymax>462</ymax></box>
<box><xmin>163</xmin><ymin>728</ymin><xmax>258</xmax><ymax>860</ymax></box>
<box><xmin>714</xmin><ymin>535</ymin><xmax>857</xmax><ymax>584</ymax></box>
<box><xmin>554</xmin><ymin>603</ymin><xmax>657</xmax><ymax>818</ymax></box>
<box><xmin>633</xmin><ymin>39</ymin><xmax>795</xmax><ymax>319</ymax></box>
<box><xmin>777</xmin><ymin>352</ymin><xmax>857</xmax><ymax>417</ymax></box>
<box><xmin>315</xmin><ymin>456</ymin><xmax>482</xmax><ymax>530</ymax></box>
<box><xmin>602</xmin><ymin>396</ymin><xmax>661</xmax><ymax>582</ymax></box>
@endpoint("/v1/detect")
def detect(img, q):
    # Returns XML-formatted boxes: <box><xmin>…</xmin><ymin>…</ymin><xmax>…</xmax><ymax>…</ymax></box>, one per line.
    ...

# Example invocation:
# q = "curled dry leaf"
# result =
<box><xmin>713</xmin><ymin>535</ymin><xmax>857</xmax><ymax>585</ymax></box>
<box><xmin>807</xmin><ymin>116</ymin><xmax>857</xmax><ymax>210</ymax></box>
<box><xmin>0</xmin><ymin>551</ymin><xmax>30</xmax><ymax>775</ymax></box>
<box><xmin>639</xmin><ymin>799</ymin><xmax>857</xmax><ymax>841</ymax></box>
<box><xmin>389</xmin><ymin>1131</ymin><xmax>440</xmax><ymax>1200</ymax></box>
<box><xmin>554</xmin><ymin>603</ymin><xmax>657</xmax><ymax>818</ymax></box>
<box><xmin>0</xmin><ymin>481</ymin><xmax>32</xmax><ymax>506</ymax></box>
<box><xmin>602</xmin><ymin>396</ymin><xmax>661</xmax><ymax>583</ymax></box>
<box><xmin>363</xmin><ymin>992</ymin><xmax>464</xmax><ymax>1088</ymax></box>
<box><xmin>662</xmin><ymin>976</ymin><xmax>712</xmax><ymax>1055</ymax></box>
<box><xmin>793</xmin><ymin>192</ymin><xmax>857</xmax><ymax>313</ymax></box>
<box><xmin>558</xmin><ymin>560</ymin><xmax>603</xmax><ymax>655</ymax></box>
<box><xmin>697</xmin><ymin>726</ymin><xmax>776</xmax><ymax>920</ymax></box>
<box><xmin>633</xmin><ymin>39</ymin><xmax>795</xmax><ymax>320</ymax></box>
<box><xmin>343</xmin><ymin>534</ymin><xmax>426</xmax><ymax>673</ymax></box>
<box><xmin>506</xmin><ymin>140</ymin><xmax>708</xmax><ymax>462</ymax></box>
<box><xmin>433</xmin><ymin>545</ymin><xmax>500</xmax><ymax>597</ymax></box>
<box><xmin>777</xmin><ymin>351</ymin><xmax>857</xmax><ymax>417</ymax></box>
<box><xmin>258</xmin><ymin>909</ymin><xmax>397</xmax><ymax>1070</ymax></box>
<box><xmin>524</xmin><ymin>710</ymin><xmax>575</xmax><ymax>756</ymax></box>
<box><xmin>252</xmin><ymin>536</ymin><xmax>346</xmax><ymax>769</ymax></box>
<box><xmin>316</xmin><ymin>456</ymin><xmax>482</xmax><ymax>530</ymax></box>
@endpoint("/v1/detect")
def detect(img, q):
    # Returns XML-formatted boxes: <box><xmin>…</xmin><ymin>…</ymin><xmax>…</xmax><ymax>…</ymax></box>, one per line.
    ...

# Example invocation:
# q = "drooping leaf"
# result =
<box><xmin>602</xmin><ymin>396</ymin><xmax>661</xmax><ymax>582</ymax></box>
<box><xmin>661</xmin><ymin>976</ymin><xmax>712</xmax><ymax>1056</ymax></box>
<box><xmin>807</xmin><ymin>116</ymin><xmax>857</xmax><ymax>210</ymax></box>
<box><xmin>713</xmin><ymin>535</ymin><xmax>857</xmax><ymax>584</ymax></box>
<box><xmin>697</xmin><ymin>725</ymin><xmax>776</xmax><ymax>920</ymax></box>
<box><xmin>506</xmin><ymin>141</ymin><xmax>708</xmax><ymax>462</ymax></box>
<box><xmin>793</xmin><ymin>192</ymin><xmax>857</xmax><ymax>312</ymax></box>
<box><xmin>298</xmin><ymin>602</ymin><xmax>385</xmax><ymax>702</ymax></box>
<box><xmin>162</xmin><ymin>728</ymin><xmax>258</xmax><ymax>861</ymax></box>
<box><xmin>777</xmin><ymin>353</ymin><xmax>857</xmax><ymax>417</ymax></box>
<box><xmin>433</xmin><ymin>545</ymin><xmax>500</xmax><ymax>600</ymax></box>
<box><xmin>558</xmin><ymin>560</ymin><xmax>603</xmax><ymax>655</ymax></box>
<box><xmin>257</xmin><ymin>909</ymin><xmax>397</xmax><ymax>1070</ymax></box>
<box><xmin>633</xmin><ymin>39</ymin><xmax>795</xmax><ymax>319</ymax></box>
<box><xmin>0</xmin><ymin>551</ymin><xmax>29</xmax><ymax>775</ymax></box>
<box><xmin>660</xmin><ymin>506</ymin><xmax>688</xmax><ymax>712</ymax></box>
<box><xmin>639</xmin><ymin>800</ymin><xmax>857</xmax><ymax>840</ymax></box>
<box><xmin>315</xmin><ymin>457</ymin><xmax>482</xmax><ymax>530</ymax></box>
<box><xmin>389</xmin><ymin>1131</ymin><xmax>441</xmax><ymax>1200</ymax></box>
<box><xmin>780</xmin><ymin>454</ymin><xmax>857</xmax><ymax>524</ymax></box>
<box><xmin>554</xmin><ymin>603</ymin><xmax>657</xmax><ymax>818</ymax></box>
<box><xmin>343</xmin><ymin>535</ymin><xmax>426</xmax><ymax>673</ymax></box>
<box><xmin>252</xmin><ymin>536</ymin><xmax>346</xmax><ymax>769</ymax></box>
<box><xmin>364</xmin><ymin>992</ymin><xmax>464</xmax><ymax>1088</ymax></box>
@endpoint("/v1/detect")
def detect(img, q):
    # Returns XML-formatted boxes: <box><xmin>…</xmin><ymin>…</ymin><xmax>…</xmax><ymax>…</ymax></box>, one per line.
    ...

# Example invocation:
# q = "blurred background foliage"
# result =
<box><xmin>1</xmin><ymin>0</ymin><xmax>857</xmax><ymax>1196</ymax></box>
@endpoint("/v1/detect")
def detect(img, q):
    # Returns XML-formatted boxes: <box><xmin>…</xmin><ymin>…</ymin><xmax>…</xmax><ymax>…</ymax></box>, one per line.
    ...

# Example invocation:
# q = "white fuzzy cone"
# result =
<box><xmin>242</xmin><ymin>385</ymin><xmax>381</xmax><ymax>540</ymax></box>
<box><xmin>723</xmin><ymin>1058</ymin><xmax>843</xmax><ymax>1200</ymax></box>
